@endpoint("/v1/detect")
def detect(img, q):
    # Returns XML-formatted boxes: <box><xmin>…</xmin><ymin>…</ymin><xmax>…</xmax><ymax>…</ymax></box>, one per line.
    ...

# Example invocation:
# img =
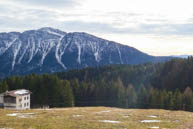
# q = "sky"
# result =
<box><xmin>0</xmin><ymin>0</ymin><xmax>193</xmax><ymax>56</ymax></box>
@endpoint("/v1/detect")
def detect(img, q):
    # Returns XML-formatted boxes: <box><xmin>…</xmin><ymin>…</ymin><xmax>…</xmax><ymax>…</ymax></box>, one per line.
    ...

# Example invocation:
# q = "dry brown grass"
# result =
<box><xmin>0</xmin><ymin>107</ymin><xmax>193</xmax><ymax>129</ymax></box>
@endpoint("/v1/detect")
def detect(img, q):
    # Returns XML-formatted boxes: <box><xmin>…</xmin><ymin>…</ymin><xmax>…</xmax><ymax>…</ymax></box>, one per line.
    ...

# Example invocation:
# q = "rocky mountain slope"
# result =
<box><xmin>0</xmin><ymin>27</ymin><xmax>171</xmax><ymax>77</ymax></box>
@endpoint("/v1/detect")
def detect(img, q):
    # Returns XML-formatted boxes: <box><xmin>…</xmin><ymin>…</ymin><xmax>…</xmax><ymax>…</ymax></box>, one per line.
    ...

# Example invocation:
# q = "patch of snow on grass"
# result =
<box><xmin>148</xmin><ymin>115</ymin><xmax>158</xmax><ymax>118</ymax></box>
<box><xmin>18</xmin><ymin>115</ymin><xmax>33</xmax><ymax>118</ymax></box>
<box><xmin>100</xmin><ymin>110</ymin><xmax>111</xmax><ymax>113</ymax></box>
<box><xmin>150</xmin><ymin>127</ymin><xmax>159</xmax><ymax>129</ymax></box>
<box><xmin>0</xmin><ymin>128</ymin><xmax>13</xmax><ymax>129</ymax></box>
<box><xmin>99</xmin><ymin>120</ymin><xmax>121</xmax><ymax>124</ymax></box>
<box><xmin>22</xmin><ymin>113</ymin><xmax>35</xmax><ymax>115</ymax></box>
<box><xmin>7</xmin><ymin>113</ymin><xmax>18</xmax><ymax>116</ymax></box>
<box><xmin>7</xmin><ymin>113</ymin><xmax>35</xmax><ymax>118</ymax></box>
<box><xmin>96</xmin><ymin>110</ymin><xmax>111</xmax><ymax>114</ymax></box>
<box><xmin>141</xmin><ymin>120</ymin><xmax>161</xmax><ymax>123</ymax></box>
<box><xmin>72</xmin><ymin>115</ymin><xmax>82</xmax><ymax>117</ymax></box>
<box><xmin>174</xmin><ymin>120</ymin><xmax>179</xmax><ymax>122</ymax></box>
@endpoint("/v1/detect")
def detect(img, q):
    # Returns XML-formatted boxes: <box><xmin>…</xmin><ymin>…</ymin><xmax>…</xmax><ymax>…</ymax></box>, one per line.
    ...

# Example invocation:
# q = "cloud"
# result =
<box><xmin>5</xmin><ymin>0</ymin><xmax>80</xmax><ymax>9</ymax></box>
<box><xmin>1</xmin><ymin>1</ymin><xmax>193</xmax><ymax>37</ymax></box>
<box><xmin>60</xmin><ymin>20</ymin><xmax>193</xmax><ymax>36</ymax></box>
<box><xmin>135</xmin><ymin>23</ymin><xmax>193</xmax><ymax>35</ymax></box>
<box><xmin>2</xmin><ymin>11</ymin><xmax>193</xmax><ymax>37</ymax></box>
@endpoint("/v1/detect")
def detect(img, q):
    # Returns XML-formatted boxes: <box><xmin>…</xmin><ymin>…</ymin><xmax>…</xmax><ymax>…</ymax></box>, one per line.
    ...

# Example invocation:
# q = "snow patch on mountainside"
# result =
<box><xmin>0</xmin><ymin>37</ymin><xmax>18</xmax><ymax>56</ymax></box>
<box><xmin>94</xmin><ymin>52</ymin><xmax>100</xmax><ymax>62</ymax></box>
<box><xmin>89</xmin><ymin>41</ymin><xmax>101</xmax><ymax>62</ymax></box>
<box><xmin>40</xmin><ymin>40</ymin><xmax>55</xmax><ymax>65</ymax></box>
<box><xmin>42</xmin><ymin>27</ymin><xmax>68</xmax><ymax>69</ymax></box>
<box><xmin>116</xmin><ymin>44</ymin><xmax>123</xmax><ymax>64</ymax></box>
<box><xmin>12</xmin><ymin>40</ymin><xmax>21</xmax><ymax>70</ymax></box>
<box><xmin>46</xmin><ymin>30</ymin><xmax>63</xmax><ymax>37</ymax></box>
<box><xmin>55</xmin><ymin>36</ymin><xmax>67</xmax><ymax>69</ymax></box>
<box><xmin>76</xmin><ymin>42</ymin><xmax>82</xmax><ymax>64</ymax></box>
<box><xmin>27</xmin><ymin>38</ymin><xmax>36</xmax><ymax>63</ymax></box>
<box><xmin>18</xmin><ymin>39</ymin><xmax>30</xmax><ymax>64</ymax></box>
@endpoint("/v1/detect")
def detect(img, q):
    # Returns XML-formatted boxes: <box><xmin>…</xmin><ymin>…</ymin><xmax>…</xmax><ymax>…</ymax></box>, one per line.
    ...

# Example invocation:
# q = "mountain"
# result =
<box><xmin>0</xmin><ymin>27</ymin><xmax>171</xmax><ymax>78</ymax></box>
<box><xmin>171</xmin><ymin>55</ymin><xmax>192</xmax><ymax>59</ymax></box>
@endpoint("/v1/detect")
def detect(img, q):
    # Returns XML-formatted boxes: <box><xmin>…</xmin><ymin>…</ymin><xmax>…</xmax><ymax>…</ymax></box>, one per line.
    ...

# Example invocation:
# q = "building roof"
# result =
<box><xmin>2</xmin><ymin>89</ymin><xmax>31</xmax><ymax>97</ymax></box>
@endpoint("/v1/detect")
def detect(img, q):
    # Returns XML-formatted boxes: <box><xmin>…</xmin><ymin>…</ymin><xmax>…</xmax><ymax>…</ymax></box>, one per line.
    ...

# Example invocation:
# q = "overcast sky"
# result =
<box><xmin>0</xmin><ymin>0</ymin><xmax>193</xmax><ymax>56</ymax></box>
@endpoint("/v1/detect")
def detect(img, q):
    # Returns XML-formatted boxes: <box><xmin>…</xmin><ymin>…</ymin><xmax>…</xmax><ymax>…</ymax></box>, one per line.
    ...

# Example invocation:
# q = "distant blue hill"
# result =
<box><xmin>171</xmin><ymin>55</ymin><xmax>192</xmax><ymax>59</ymax></box>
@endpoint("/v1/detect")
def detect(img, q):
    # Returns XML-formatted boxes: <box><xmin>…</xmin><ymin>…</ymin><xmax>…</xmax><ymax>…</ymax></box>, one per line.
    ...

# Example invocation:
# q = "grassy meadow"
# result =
<box><xmin>0</xmin><ymin>107</ymin><xmax>193</xmax><ymax>129</ymax></box>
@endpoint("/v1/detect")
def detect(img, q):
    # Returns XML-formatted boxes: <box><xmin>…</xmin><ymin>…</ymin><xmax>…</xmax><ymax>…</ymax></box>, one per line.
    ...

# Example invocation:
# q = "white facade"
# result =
<box><xmin>0</xmin><ymin>89</ymin><xmax>31</xmax><ymax>110</ymax></box>
<box><xmin>16</xmin><ymin>94</ymin><xmax>30</xmax><ymax>110</ymax></box>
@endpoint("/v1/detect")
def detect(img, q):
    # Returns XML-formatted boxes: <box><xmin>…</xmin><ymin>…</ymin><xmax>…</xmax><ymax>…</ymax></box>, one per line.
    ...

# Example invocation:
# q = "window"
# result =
<box><xmin>27</xmin><ymin>96</ymin><xmax>29</xmax><ymax>100</ymax></box>
<box><xmin>27</xmin><ymin>103</ymin><xmax>29</xmax><ymax>106</ymax></box>
<box><xmin>24</xmin><ymin>103</ymin><xmax>26</xmax><ymax>107</ymax></box>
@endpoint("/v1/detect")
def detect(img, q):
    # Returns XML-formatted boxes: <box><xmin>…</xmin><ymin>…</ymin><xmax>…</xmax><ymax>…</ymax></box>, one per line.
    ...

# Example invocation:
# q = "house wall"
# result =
<box><xmin>4</xmin><ymin>103</ymin><xmax>16</xmax><ymax>109</ymax></box>
<box><xmin>4</xmin><ymin>96</ymin><xmax>17</xmax><ymax>109</ymax></box>
<box><xmin>16</xmin><ymin>94</ymin><xmax>30</xmax><ymax>110</ymax></box>
<box><xmin>0</xmin><ymin>95</ymin><xmax>3</xmax><ymax>107</ymax></box>
<box><xmin>0</xmin><ymin>95</ymin><xmax>3</xmax><ymax>103</ymax></box>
